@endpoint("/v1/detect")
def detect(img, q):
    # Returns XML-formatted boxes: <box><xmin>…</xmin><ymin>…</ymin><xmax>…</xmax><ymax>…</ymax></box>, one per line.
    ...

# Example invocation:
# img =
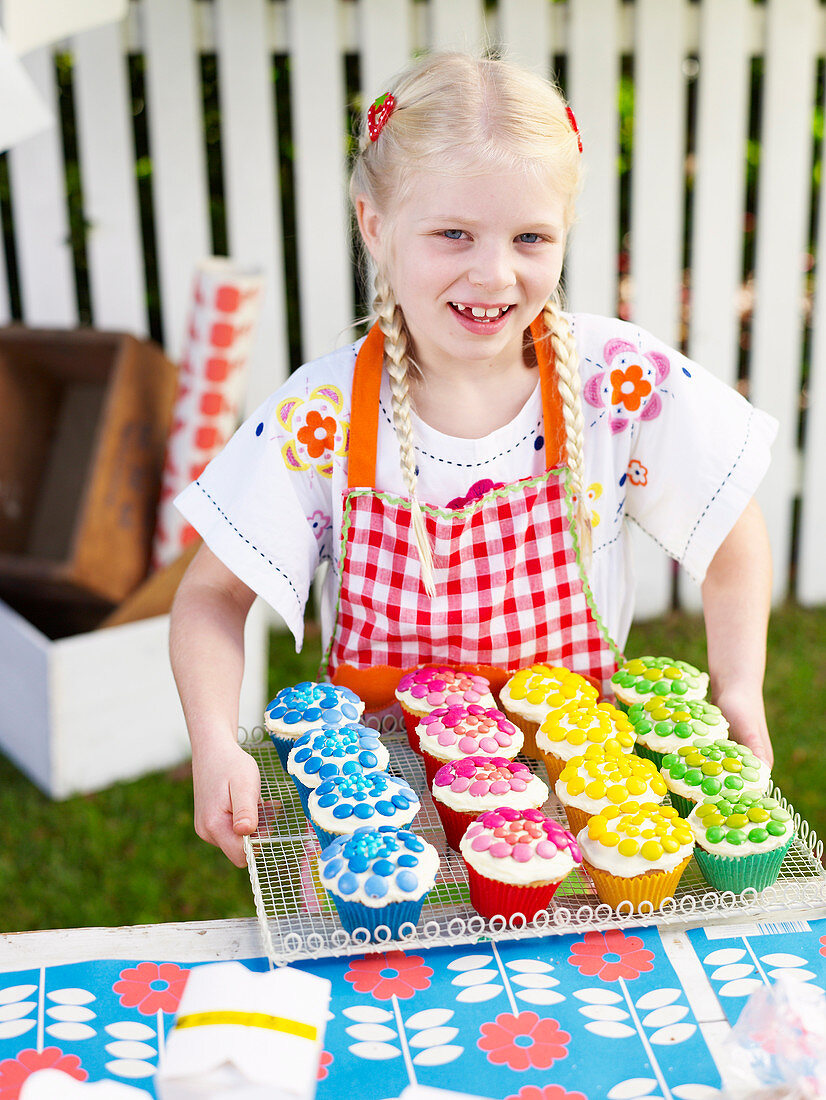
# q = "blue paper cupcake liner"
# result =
<box><xmin>312</xmin><ymin>823</ymin><xmax>345</xmax><ymax>851</ymax></box>
<box><xmin>694</xmin><ymin>834</ymin><xmax>794</xmax><ymax>894</ymax></box>
<box><xmin>290</xmin><ymin>775</ymin><xmax>313</xmax><ymax>818</ymax></box>
<box><xmin>327</xmin><ymin>895</ymin><xmax>428</xmax><ymax>940</ymax></box>
<box><xmin>269</xmin><ymin>732</ymin><xmax>298</xmax><ymax>772</ymax></box>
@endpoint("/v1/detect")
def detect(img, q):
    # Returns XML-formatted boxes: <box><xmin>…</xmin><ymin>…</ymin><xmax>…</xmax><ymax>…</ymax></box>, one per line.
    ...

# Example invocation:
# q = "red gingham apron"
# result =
<box><xmin>327</xmin><ymin>319</ymin><xmax>621</xmax><ymax>710</ymax></box>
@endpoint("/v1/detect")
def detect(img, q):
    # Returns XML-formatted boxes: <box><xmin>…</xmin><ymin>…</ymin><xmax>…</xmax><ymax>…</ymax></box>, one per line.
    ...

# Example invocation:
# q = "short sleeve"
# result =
<box><xmin>174</xmin><ymin>349</ymin><xmax>354</xmax><ymax>647</ymax></box>
<box><xmin>608</xmin><ymin>328</ymin><xmax>778</xmax><ymax>583</ymax></box>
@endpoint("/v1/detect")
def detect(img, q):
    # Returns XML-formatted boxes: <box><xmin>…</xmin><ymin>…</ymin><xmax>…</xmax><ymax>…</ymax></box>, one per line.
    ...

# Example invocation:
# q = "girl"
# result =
<box><xmin>170</xmin><ymin>52</ymin><xmax>776</xmax><ymax>867</ymax></box>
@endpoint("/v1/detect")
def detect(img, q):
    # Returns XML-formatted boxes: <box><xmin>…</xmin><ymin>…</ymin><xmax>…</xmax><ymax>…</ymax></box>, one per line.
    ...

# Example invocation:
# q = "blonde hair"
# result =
<box><xmin>351</xmin><ymin>52</ymin><xmax>590</xmax><ymax>593</ymax></box>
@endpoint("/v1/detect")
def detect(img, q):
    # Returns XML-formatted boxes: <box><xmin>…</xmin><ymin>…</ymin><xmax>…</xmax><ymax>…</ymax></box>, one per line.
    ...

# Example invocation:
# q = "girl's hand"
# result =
<box><xmin>714</xmin><ymin>685</ymin><xmax>773</xmax><ymax>769</ymax></box>
<box><xmin>191</xmin><ymin>738</ymin><xmax>261</xmax><ymax>867</ymax></box>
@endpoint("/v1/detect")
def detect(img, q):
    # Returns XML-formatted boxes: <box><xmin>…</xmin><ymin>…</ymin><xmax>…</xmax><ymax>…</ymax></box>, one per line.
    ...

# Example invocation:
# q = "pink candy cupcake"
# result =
<box><xmin>395</xmin><ymin>666</ymin><xmax>495</xmax><ymax>754</ymax></box>
<box><xmin>431</xmin><ymin>756</ymin><xmax>549</xmax><ymax>850</ymax></box>
<box><xmin>417</xmin><ymin>704</ymin><xmax>524</xmax><ymax>787</ymax></box>
<box><xmin>460</xmin><ymin>807</ymin><xmax>582</xmax><ymax>921</ymax></box>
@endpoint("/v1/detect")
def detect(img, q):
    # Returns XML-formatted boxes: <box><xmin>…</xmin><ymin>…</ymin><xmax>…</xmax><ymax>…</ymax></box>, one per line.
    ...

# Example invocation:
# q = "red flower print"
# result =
<box><xmin>610</xmin><ymin>364</ymin><xmax>651</xmax><ymax>413</ymax></box>
<box><xmin>113</xmin><ymin>961</ymin><xmax>190</xmax><ymax>1015</ymax></box>
<box><xmin>446</xmin><ymin>478</ymin><xmax>504</xmax><ymax>509</ymax></box>
<box><xmin>478</xmin><ymin>1011</ymin><xmax>570</xmax><ymax>1071</ymax></box>
<box><xmin>506</xmin><ymin>1087</ymin><xmax>588</xmax><ymax>1100</ymax></box>
<box><xmin>317</xmin><ymin>1049</ymin><xmax>333</xmax><ymax>1081</ymax></box>
<box><xmin>568</xmin><ymin>929</ymin><xmax>655</xmax><ymax>982</ymax></box>
<box><xmin>627</xmin><ymin>459</ymin><xmax>648</xmax><ymax>486</ymax></box>
<box><xmin>344</xmin><ymin>951</ymin><xmax>433</xmax><ymax>1000</ymax></box>
<box><xmin>820</xmin><ymin>934</ymin><xmax>826</xmax><ymax>957</ymax></box>
<box><xmin>0</xmin><ymin>1048</ymin><xmax>86</xmax><ymax>1099</ymax></box>
<box><xmin>297</xmin><ymin>410</ymin><xmax>337</xmax><ymax>459</ymax></box>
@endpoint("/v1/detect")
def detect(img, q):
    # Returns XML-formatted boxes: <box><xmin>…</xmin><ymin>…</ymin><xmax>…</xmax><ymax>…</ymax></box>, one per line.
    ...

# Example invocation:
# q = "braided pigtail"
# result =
<box><xmin>543</xmin><ymin>299</ymin><xmax>592</xmax><ymax>566</ymax></box>
<box><xmin>373</xmin><ymin>271</ymin><xmax>436</xmax><ymax>597</ymax></box>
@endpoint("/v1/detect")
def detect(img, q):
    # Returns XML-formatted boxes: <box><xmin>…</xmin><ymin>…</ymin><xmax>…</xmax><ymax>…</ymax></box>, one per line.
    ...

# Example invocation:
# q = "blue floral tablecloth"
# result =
<box><xmin>0</xmin><ymin>926</ymin><xmax>723</xmax><ymax>1100</ymax></box>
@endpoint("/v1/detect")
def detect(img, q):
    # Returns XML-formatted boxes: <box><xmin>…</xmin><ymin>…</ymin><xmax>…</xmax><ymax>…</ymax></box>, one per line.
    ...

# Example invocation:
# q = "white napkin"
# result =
<box><xmin>20</xmin><ymin>1070</ymin><xmax>152</xmax><ymax>1099</ymax></box>
<box><xmin>155</xmin><ymin>961</ymin><xmax>331</xmax><ymax>1100</ymax></box>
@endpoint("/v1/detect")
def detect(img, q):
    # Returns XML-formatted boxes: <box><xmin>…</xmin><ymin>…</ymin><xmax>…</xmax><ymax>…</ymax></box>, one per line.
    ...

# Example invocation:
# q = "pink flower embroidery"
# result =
<box><xmin>113</xmin><ymin>961</ymin><xmax>190</xmax><ymax>1015</ymax></box>
<box><xmin>506</xmin><ymin>1086</ymin><xmax>588</xmax><ymax>1100</ymax></box>
<box><xmin>584</xmin><ymin>339</ymin><xmax>671</xmax><ymax>432</ymax></box>
<box><xmin>478</xmin><ymin>1011</ymin><xmax>570</xmax><ymax>1071</ymax></box>
<box><xmin>308</xmin><ymin>510</ymin><xmax>331</xmax><ymax>541</ymax></box>
<box><xmin>568</xmin><ymin>929</ymin><xmax>655</xmax><ymax>982</ymax></box>
<box><xmin>0</xmin><ymin>1049</ymin><xmax>86</xmax><ymax>1099</ymax></box>
<box><xmin>344</xmin><ymin>951</ymin><xmax>433</xmax><ymax>1000</ymax></box>
<box><xmin>627</xmin><ymin>459</ymin><xmax>648</xmax><ymax>486</ymax></box>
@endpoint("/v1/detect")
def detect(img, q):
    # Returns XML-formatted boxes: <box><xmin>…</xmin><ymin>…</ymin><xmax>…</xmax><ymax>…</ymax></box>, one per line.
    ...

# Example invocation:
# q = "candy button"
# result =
<box><xmin>353</xmin><ymin>803</ymin><xmax>374</xmax><ymax>819</ymax></box>
<box><xmin>767</xmin><ymin>821</ymin><xmax>788</xmax><ymax>837</ymax></box>
<box><xmin>489</xmin><ymin>841</ymin><xmax>511</xmax><ymax>858</ymax></box>
<box><xmin>511</xmin><ymin>844</ymin><xmax>534</xmax><ymax>862</ymax></box>
<box><xmin>396</xmin><ymin>870</ymin><xmax>419</xmax><ymax>893</ymax></box>
<box><xmin>337</xmin><ymin>872</ymin><xmax>359</xmax><ymax>896</ymax></box>
<box><xmin>323</xmin><ymin>858</ymin><xmax>344</xmax><ymax>878</ymax></box>
<box><xmin>364</xmin><ymin>874</ymin><xmax>388</xmax><ymax>898</ymax></box>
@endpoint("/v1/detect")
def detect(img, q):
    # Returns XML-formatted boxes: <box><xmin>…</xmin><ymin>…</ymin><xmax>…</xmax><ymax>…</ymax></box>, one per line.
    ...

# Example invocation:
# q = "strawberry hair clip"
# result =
<box><xmin>367</xmin><ymin>92</ymin><xmax>396</xmax><ymax>142</ymax></box>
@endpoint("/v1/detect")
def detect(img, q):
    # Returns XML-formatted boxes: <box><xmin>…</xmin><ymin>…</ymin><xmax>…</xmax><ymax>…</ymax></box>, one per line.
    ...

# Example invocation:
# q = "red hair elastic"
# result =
<box><xmin>367</xmin><ymin>92</ymin><xmax>396</xmax><ymax>142</ymax></box>
<box><xmin>566</xmin><ymin>106</ymin><xmax>583</xmax><ymax>153</ymax></box>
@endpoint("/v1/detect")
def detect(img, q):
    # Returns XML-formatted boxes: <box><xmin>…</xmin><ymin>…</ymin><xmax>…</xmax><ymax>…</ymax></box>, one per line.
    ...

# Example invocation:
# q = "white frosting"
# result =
<box><xmin>635</xmin><ymin>720</ymin><xmax>728</xmax><ymax>756</ymax></box>
<box><xmin>460</xmin><ymin>832</ymin><xmax>579</xmax><ymax>886</ymax></box>
<box><xmin>614</xmin><ymin>674</ymin><xmax>709</xmax><ymax>708</ymax></box>
<box><xmin>662</xmin><ymin>760</ymin><xmax>772</xmax><ymax>804</ymax></box>
<box><xmin>577</xmin><ymin>827</ymin><xmax>694</xmax><ymax>878</ymax></box>
<box><xmin>308</xmin><ymin>774</ymin><xmax>420</xmax><ymax>836</ymax></box>
<box><xmin>417</xmin><ymin>711</ymin><xmax>523</xmax><ymax>762</ymax></box>
<box><xmin>555</xmin><ymin>774</ymin><xmax>666</xmax><ymax>817</ymax></box>
<box><xmin>687</xmin><ymin>807</ymin><xmax>794</xmax><ymax>858</ymax></box>
<box><xmin>535</xmin><ymin>710</ymin><xmax>635</xmax><ymax>763</ymax></box>
<box><xmin>319</xmin><ymin>837</ymin><xmax>441</xmax><ymax>907</ymax></box>
<box><xmin>433</xmin><ymin>771</ymin><xmax>549</xmax><ymax>814</ymax></box>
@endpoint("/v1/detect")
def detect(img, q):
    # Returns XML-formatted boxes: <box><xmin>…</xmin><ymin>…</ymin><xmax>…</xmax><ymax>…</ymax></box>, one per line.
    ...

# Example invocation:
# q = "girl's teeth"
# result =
<box><xmin>454</xmin><ymin>304</ymin><xmax>508</xmax><ymax>319</ymax></box>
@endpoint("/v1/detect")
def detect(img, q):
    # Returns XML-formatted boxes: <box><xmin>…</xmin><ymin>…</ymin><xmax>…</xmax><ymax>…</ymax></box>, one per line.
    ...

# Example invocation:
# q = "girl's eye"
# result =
<box><xmin>443</xmin><ymin>229</ymin><xmax>464</xmax><ymax>240</ymax></box>
<box><xmin>518</xmin><ymin>232</ymin><xmax>542</xmax><ymax>244</ymax></box>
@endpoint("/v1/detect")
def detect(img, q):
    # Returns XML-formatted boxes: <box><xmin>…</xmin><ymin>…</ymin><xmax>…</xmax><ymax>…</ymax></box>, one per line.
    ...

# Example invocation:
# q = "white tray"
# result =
<box><xmin>242</xmin><ymin>723</ymin><xmax>826</xmax><ymax>966</ymax></box>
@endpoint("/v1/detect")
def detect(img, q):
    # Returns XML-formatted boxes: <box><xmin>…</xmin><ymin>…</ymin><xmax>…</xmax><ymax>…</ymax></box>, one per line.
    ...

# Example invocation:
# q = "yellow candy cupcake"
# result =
<box><xmin>577</xmin><ymin>802</ymin><xmax>695</xmax><ymax>913</ymax></box>
<box><xmin>554</xmin><ymin>746</ymin><xmax>668</xmax><ymax>836</ymax></box>
<box><xmin>499</xmin><ymin>664</ymin><xmax>599</xmax><ymax>760</ymax></box>
<box><xmin>535</xmin><ymin>700</ymin><xmax>635</xmax><ymax>785</ymax></box>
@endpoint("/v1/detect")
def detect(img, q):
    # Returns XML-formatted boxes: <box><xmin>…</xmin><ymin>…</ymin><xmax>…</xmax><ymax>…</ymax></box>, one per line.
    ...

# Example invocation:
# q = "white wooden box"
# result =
<box><xmin>0</xmin><ymin>597</ymin><xmax>268</xmax><ymax>799</ymax></box>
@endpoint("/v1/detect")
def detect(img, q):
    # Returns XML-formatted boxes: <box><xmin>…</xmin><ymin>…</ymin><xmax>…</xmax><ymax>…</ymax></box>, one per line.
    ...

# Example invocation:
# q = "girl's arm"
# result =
<box><xmin>169</xmin><ymin>544</ymin><xmax>260</xmax><ymax>866</ymax></box>
<box><xmin>701</xmin><ymin>497</ymin><xmax>773</xmax><ymax>766</ymax></box>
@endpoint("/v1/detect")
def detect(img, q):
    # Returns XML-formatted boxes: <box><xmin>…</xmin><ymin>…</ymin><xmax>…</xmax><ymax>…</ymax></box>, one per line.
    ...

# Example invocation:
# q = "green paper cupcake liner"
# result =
<box><xmin>633</xmin><ymin>742</ymin><xmax>666</xmax><ymax>769</ymax></box>
<box><xmin>694</xmin><ymin>834</ymin><xmax>794</xmax><ymax>894</ymax></box>
<box><xmin>666</xmin><ymin>791</ymin><xmax>697</xmax><ymax>819</ymax></box>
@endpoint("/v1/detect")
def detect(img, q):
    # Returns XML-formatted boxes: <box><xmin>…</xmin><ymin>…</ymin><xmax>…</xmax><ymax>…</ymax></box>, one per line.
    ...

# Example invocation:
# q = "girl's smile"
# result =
<box><xmin>357</xmin><ymin>168</ymin><xmax>567</xmax><ymax>382</ymax></box>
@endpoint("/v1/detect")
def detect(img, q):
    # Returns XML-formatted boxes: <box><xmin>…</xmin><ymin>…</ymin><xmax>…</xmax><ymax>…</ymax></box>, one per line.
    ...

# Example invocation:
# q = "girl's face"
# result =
<box><xmin>357</xmin><ymin>168</ymin><xmax>567</xmax><ymax>378</ymax></box>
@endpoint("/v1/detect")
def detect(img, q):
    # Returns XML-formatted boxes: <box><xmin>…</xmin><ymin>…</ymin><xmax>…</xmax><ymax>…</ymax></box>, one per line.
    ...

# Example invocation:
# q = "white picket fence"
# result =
<box><xmin>4</xmin><ymin>0</ymin><xmax>826</xmax><ymax>619</ymax></box>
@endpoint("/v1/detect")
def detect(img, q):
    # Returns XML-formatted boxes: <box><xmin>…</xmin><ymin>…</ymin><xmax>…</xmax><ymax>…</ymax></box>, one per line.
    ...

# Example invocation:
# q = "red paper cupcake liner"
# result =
<box><xmin>463</xmin><ymin>861</ymin><xmax>562</xmax><ymax>921</ymax></box>
<box><xmin>432</xmin><ymin>800</ymin><xmax>477</xmax><ymax>850</ymax></box>
<box><xmin>400</xmin><ymin>704</ymin><xmax>425</xmax><ymax>755</ymax></box>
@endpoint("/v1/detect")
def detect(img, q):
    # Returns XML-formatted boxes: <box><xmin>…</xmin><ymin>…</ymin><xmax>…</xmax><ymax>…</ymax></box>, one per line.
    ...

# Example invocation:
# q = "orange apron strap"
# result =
<box><xmin>348</xmin><ymin>318</ymin><xmax>567</xmax><ymax>490</ymax></box>
<box><xmin>347</xmin><ymin>323</ymin><xmax>385</xmax><ymax>488</ymax></box>
<box><xmin>530</xmin><ymin>315</ymin><xmax>567</xmax><ymax>471</ymax></box>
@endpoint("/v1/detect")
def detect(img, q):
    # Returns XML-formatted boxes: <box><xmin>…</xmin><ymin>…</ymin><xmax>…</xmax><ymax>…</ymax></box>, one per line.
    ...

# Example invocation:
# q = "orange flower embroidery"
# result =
<box><xmin>610</xmin><ymin>364</ymin><xmax>652</xmax><ymax>412</ymax></box>
<box><xmin>297</xmin><ymin>409</ymin><xmax>337</xmax><ymax>459</ymax></box>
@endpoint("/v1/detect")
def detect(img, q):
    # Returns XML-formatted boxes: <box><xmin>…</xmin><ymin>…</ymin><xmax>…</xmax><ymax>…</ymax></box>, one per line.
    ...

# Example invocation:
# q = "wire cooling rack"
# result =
<box><xmin>241</xmin><ymin>721</ymin><xmax>826</xmax><ymax>967</ymax></box>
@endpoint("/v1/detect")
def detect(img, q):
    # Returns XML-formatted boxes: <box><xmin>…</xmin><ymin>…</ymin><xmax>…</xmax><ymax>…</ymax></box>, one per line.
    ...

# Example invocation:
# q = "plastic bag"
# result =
<box><xmin>719</xmin><ymin>975</ymin><xmax>826</xmax><ymax>1099</ymax></box>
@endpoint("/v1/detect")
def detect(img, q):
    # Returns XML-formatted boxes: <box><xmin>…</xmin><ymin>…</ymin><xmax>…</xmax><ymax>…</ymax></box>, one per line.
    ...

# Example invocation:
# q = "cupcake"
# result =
<box><xmin>499</xmin><ymin>664</ymin><xmax>599</xmax><ymax>759</ymax></box>
<box><xmin>308</xmin><ymin>770</ymin><xmax>421</xmax><ymax>850</ymax></box>
<box><xmin>416</xmin><ymin>704</ymin><xmax>524</xmax><ymax>787</ymax></box>
<box><xmin>318</xmin><ymin>825</ymin><xmax>440</xmax><ymax>939</ymax></box>
<box><xmin>535</xmin><ymin>700</ymin><xmax>635</xmax><ymax>785</ymax></box>
<box><xmin>395</xmin><ymin>666</ymin><xmax>495</xmax><ymax>753</ymax></box>
<box><xmin>660</xmin><ymin>739</ymin><xmax>772</xmax><ymax>818</ymax></box>
<box><xmin>611</xmin><ymin>657</ymin><xmax>709</xmax><ymax>712</ymax></box>
<box><xmin>577</xmin><ymin>802</ymin><xmax>695</xmax><ymax>913</ymax></box>
<box><xmin>688</xmin><ymin>792</ymin><xmax>795</xmax><ymax>894</ymax></box>
<box><xmin>431</xmin><ymin>756</ymin><xmax>549</xmax><ymax>850</ymax></box>
<box><xmin>265</xmin><ymin>681</ymin><xmax>364</xmax><ymax>769</ymax></box>
<box><xmin>460</xmin><ymin>807</ymin><xmax>582</xmax><ymax>922</ymax></box>
<box><xmin>286</xmin><ymin>724</ymin><xmax>390</xmax><ymax>817</ymax></box>
<box><xmin>554</xmin><ymin>747</ymin><xmax>668</xmax><ymax>836</ymax></box>
<box><xmin>626</xmin><ymin>696</ymin><xmax>729</xmax><ymax>768</ymax></box>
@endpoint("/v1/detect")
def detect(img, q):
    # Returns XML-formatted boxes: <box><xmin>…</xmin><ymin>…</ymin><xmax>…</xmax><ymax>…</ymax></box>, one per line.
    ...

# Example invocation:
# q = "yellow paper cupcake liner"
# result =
<box><xmin>501</xmin><ymin>710</ymin><xmax>542</xmax><ymax>760</ymax></box>
<box><xmin>561</xmin><ymin>803</ymin><xmax>593</xmax><ymax>837</ymax></box>
<box><xmin>581</xmin><ymin>854</ymin><xmax>693</xmax><ymax>913</ymax></box>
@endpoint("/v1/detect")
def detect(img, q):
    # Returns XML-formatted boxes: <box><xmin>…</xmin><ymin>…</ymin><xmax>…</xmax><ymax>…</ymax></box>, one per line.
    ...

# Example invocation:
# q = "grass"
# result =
<box><xmin>1</xmin><ymin>602</ymin><xmax>823</xmax><ymax>934</ymax></box>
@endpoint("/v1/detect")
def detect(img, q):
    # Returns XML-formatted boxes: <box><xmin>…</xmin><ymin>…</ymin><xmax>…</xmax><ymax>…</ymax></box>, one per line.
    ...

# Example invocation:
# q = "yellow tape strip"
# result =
<box><xmin>174</xmin><ymin>1011</ymin><xmax>317</xmax><ymax>1040</ymax></box>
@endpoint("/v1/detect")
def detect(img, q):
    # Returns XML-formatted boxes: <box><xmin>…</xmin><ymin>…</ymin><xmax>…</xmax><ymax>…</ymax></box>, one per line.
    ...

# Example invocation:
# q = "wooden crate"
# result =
<box><xmin>0</xmin><ymin>327</ymin><xmax>177</xmax><ymax>605</ymax></box>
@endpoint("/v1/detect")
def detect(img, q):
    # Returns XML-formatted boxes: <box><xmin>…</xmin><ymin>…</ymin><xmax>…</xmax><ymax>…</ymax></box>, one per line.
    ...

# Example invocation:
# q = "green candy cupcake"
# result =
<box><xmin>660</xmin><ymin>739</ymin><xmax>772</xmax><ymax>818</ymax></box>
<box><xmin>626</xmin><ymin>696</ymin><xmax>729</xmax><ymax>768</ymax></box>
<box><xmin>688</xmin><ymin>792</ymin><xmax>795</xmax><ymax>893</ymax></box>
<box><xmin>611</xmin><ymin>657</ymin><xmax>709</xmax><ymax>713</ymax></box>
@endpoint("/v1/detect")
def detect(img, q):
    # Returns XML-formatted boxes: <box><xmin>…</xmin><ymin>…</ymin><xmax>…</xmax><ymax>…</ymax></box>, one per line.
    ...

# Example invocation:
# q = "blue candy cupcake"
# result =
<box><xmin>264</xmin><ymin>681</ymin><xmax>364</xmax><ymax>769</ymax></box>
<box><xmin>318</xmin><ymin>826</ymin><xmax>440</xmax><ymax>939</ymax></box>
<box><xmin>286</xmin><ymin>724</ymin><xmax>390</xmax><ymax>816</ymax></box>
<box><xmin>307</xmin><ymin>771</ymin><xmax>421</xmax><ymax>850</ymax></box>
